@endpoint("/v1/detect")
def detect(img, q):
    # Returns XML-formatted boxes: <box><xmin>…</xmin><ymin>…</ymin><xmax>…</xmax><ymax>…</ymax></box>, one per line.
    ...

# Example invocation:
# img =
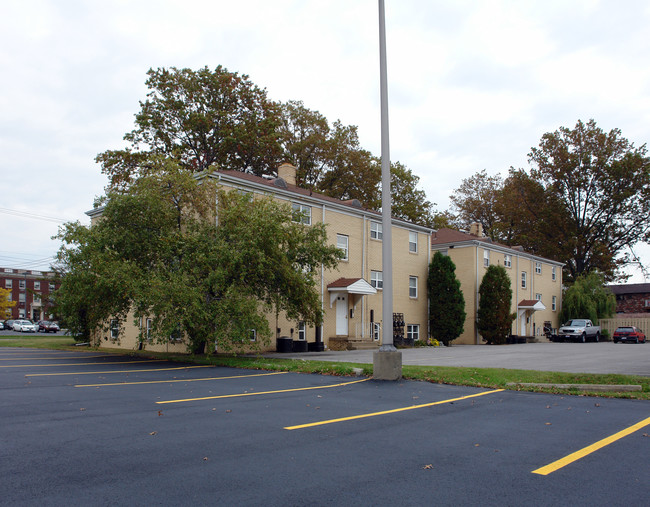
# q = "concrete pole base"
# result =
<box><xmin>373</xmin><ymin>350</ymin><xmax>402</xmax><ymax>380</ymax></box>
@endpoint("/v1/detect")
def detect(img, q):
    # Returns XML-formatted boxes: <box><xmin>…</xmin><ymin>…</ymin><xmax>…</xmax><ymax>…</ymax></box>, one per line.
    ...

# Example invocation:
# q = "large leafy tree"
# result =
<box><xmin>450</xmin><ymin>120</ymin><xmax>650</xmax><ymax>281</ymax></box>
<box><xmin>428</xmin><ymin>252</ymin><xmax>466</xmax><ymax>346</ymax></box>
<box><xmin>97</xmin><ymin>66</ymin><xmax>284</xmax><ymax>189</ymax></box>
<box><xmin>476</xmin><ymin>265</ymin><xmax>516</xmax><ymax>345</ymax></box>
<box><xmin>53</xmin><ymin>168</ymin><xmax>342</xmax><ymax>351</ymax></box>
<box><xmin>559</xmin><ymin>272</ymin><xmax>616</xmax><ymax>325</ymax></box>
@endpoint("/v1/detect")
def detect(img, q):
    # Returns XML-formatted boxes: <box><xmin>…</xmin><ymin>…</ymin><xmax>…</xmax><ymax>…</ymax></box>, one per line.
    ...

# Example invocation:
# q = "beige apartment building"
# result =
<box><xmin>431</xmin><ymin>225</ymin><xmax>564</xmax><ymax>345</ymax></box>
<box><xmin>89</xmin><ymin>164</ymin><xmax>433</xmax><ymax>353</ymax></box>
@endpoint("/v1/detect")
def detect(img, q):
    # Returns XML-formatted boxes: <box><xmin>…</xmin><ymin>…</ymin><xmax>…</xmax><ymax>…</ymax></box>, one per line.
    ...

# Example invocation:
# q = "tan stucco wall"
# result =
<box><xmin>434</xmin><ymin>244</ymin><xmax>563</xmax><ymax>345</ymax></box>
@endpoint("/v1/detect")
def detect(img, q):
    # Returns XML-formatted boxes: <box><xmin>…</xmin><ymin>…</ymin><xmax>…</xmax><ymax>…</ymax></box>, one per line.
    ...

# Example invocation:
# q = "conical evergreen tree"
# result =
<box><xmin>428</xmin><ymin>252</ymin><xmax>466</xmax><ymax>346</ymax></box>
<box><xmin>477</xmin><ymin>265</ymin><xmax>516</xmax><ymax>344</ymax></box>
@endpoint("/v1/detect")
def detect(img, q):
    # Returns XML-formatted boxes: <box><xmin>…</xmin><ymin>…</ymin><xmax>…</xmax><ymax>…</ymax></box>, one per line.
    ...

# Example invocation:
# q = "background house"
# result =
<box><xmin>608</xmin><ymin>283</ymin><xmax>650</xmax><ymax>315</ymax></box>
<box><xmin>1</xmin><ymin>267</ymin><xmax>59</xmax><ymax>321</ymax></box>
<box><xmin>431</xmin><ymin>224</ymin><xmax>563</xmax><ymax>344</ymax></box>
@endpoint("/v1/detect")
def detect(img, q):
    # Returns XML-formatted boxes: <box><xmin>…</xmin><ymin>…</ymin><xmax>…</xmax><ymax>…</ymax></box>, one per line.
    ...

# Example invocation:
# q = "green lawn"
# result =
<box><xmin>2</xmin><ymin>337</ymin><xmax>649</xmax><ymax>400</ymax></box>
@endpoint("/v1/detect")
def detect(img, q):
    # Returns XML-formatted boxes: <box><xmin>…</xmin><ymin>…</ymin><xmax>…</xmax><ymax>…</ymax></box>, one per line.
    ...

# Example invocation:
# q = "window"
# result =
<box><xmin>372</xmin><ymin>322</ymin><xmax>381</xmax><ymax>341</ymax></box>
<box><xmin>521</xmin><ymin>271</ymin><xmax>527</xmax><ymax>289</ymax></box>
<box><xmin>552</xmin><ymin>296</ymin><xmax>557</xmax><ymax>312</ymax></box>
<box><xmin>6</xmin><ymin>293</ymin><xmax>12</xmax><ymax>301</ymax></box>
<box><xmin>34</xmin><ymin>281</ymin><xmax>40</xmax><ymax>290</ymax></box>
<box><xmin>370</xmin><ymin>221</ymin><xmax>382</xmax><ymax>240</ymax></box>
<box><xmin>249</xmin><ymin>329</ymin><xmax>257</xmax><ymax>342</ymax></box>
<box><xmin>298</xmin><ymin>322</ymin><xmax>306</xmax><ymax>341</ymax></box>
<box><xmin>337</xmin><ymin>234</ymin><xmax>349</xmax><ymax>261</ymax></box>
<box><xmin>504</xmin><ymin>254</ymin><xmax>512</xmax><ymax>268</ymax></box>
<box><xmin>146</xmin><ymin>318</ymin><xmax>153</xmax><ymax>341</ymax></box>
<box><xmin>552</xmin><ymin>266</ymin><xmax>557</xmax><ymax>281</ymax></box>
<box><xmin>4</xmin><ymin>268</ymin><xmax>13</xmax><ymax>273</ymax></box>
<box><xmin>19</xmin><ymin>280</ymin><xmax>26</xmax><ymax>289</ymax></box>
<box><xmin>291</xmin><ymin>203</ymin><xmax>311</xmax><ymax>225</ymax></box>
<box><xmin>535</xmin><ymin>293</ymin><xmax>542</xmax><ymax>301</ymax></box>
<box><xmin>19</xmin><ymin>293</ymin><xmax>26</xmax><ymax>303</ymax></box>
<box><xmin>409</xmin><ymin>231</ymin><xmax>418</xmax><ymax>253</ymax></box>
<box><xmin>170</xmin><ymin>325</ymin><xmax>182</xmax><ymax>341</ymax></box>
<box><xmin>535</xmin><ymin>262</ymin><xmax>542</xmax><ymax>275</ymax></box>
<box><xmin>371</xmin><ymin>270</ymin><xmax>383</xmax><ymax>290</ymax></box>
<box><xmin>33</xmin><ymin>293</ymin><xmax>41</xmax><ymax>303</ymax></box>
<box><xmin>5</xmin><ymin>279</ymin><xmax>12</xmax><ymax>289</ymax></box>
<box><xmin>407</xmin><ymin>324</ymin><xmax>420</xmax><ymax>341</ymax></box>
<box><xmin>49</xmin><ymin>282</ymin><xmax>55</xmax><ymax>291</ymax></box>
<box><xmin>18</xmin><ymin>309</ymin><xmax>25</xmax><ymax>318</ymax></box>
<box><xmin>110</xmin><ymin>319</ymin><xmax>119</xmax><ymax>340</ymax></box>
<box><xmin>483</xmin><ymin>250</ymin><xmax>490</xmax><ymax>267</ymax></box>
<box><xmin>409</xmin><ymin>276</ymin><xmax>418</xmax><ymax>298</ymax></box>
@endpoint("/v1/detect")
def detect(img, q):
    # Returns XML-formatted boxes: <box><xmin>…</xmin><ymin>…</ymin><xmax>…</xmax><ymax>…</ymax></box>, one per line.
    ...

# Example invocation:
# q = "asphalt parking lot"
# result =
<box><xmin>1</xmin><ymin>347</ymin><xmax>648</xmax><ymax>506</ymax></box>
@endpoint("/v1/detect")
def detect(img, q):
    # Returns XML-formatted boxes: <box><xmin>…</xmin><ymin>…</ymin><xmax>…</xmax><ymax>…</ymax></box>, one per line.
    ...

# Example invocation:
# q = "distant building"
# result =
<box><xmin>1</xmin><ymin>267</ymin><xmax>59</xmax><ymax>321</ymax></box>
<box><xmin>431</xmin><ymin>224</ymin><xmax>564</xmax><ymax>344</ymax></box>
<box><xmin>608</xmin><ymin>283</ymin><xmax>650</xmax><ymax>314</ymax></box>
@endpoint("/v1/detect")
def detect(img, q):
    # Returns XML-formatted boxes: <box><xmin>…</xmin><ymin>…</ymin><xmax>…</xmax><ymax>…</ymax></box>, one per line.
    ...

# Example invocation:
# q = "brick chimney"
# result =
<box><xmin>277</xmin><ymin>163</ymin><xmax>297</xmax><ymax>186</ymax></box>
<box><xmin>469</xmin><ymin>222</ymin><xmax>484</xmax><ymax>237</ymax></box>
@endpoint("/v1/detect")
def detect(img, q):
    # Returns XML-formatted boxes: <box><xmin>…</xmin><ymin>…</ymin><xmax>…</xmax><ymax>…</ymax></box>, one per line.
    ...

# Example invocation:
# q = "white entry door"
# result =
<box><xmin>520</xmin><ymin>312</ymin><xmax>527</xmax><ymax>336</ymax></box>
<box><xmin>336</xmin><ymin>294</ymin><xmax>348</xmax><ymax>336</ymax></box>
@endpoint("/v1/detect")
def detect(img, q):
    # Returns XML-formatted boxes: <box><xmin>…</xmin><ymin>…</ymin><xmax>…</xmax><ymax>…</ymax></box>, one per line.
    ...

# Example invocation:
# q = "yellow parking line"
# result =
<box><xmin>0</xmin><ymin>355</ymin><xmax>113</xmax><ymax>361</ymax></box>
<box><xmin>532</xmin><ymin>415</ymin><xmax>650</xmax><ymax>475</ymax></box>
<box><xmin>157</xmin><ymin>377</ymin><xmax>371</xmax><ymax>404</ymax></box>
<box><xmin>285</xmin><ymin>389</ymin><xmax>504</xmax><ymax>430</ymax></box>
<box><xmin>25</xmin><ymin>365</ymin><xmax>213</xmax><ymax>377</ymax></box>
<box><xmin>75</xmin><ymin>371</ymin><xmax>287</xmax><ymax>387</ymax></box>
<box><xmin>1</xmin><ymin>360</ymin><xmax>160</xmax><ymax>368</ymax></box>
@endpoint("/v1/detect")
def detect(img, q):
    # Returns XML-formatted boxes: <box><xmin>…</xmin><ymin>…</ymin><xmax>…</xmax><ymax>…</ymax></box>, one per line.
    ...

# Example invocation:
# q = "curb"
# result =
<box><xmin>506</xmin><ymin>382</ymin><xmax>642</xmax><ymax>392</ymax></box>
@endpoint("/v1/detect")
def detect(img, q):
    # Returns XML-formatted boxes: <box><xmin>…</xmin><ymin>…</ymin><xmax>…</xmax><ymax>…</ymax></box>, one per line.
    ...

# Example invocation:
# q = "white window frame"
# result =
<box><xmin>19</xmin><ymin>280</ymin><xmax>26</xmax><ymax>290</ymax></box>
<box><xmin>504</xmin><ymin>254</ymin><xmax>512</xmax><ymax>268</ymax></box>
<box><xmin>291</xmin><ymin>203</ymin><xmax>311</xmax><ymax>225</ymax></box>
<box><xmin>552</xmin><ymin>266</ymin><xmax>557</xmax><ymax>281</ymax></box>
<box><xmin>249</xmin><ymin>329</ymin><xmax>257</xmax><ymax>342</ymax></box>
<box><xmin>521</xmin><ymin>271</ymin><xmax>527</xmax><ymax>289</ymax></box>
<box><xmin>18</xmin><ymin>309</ymin><xmax>25</xmax><ymax>318</ymax></box>
<box><xmin>5</xmin><ymin>268</ymin><xmax>14</xmax><ymax>273</ymax></box>
<box><xmin>407</xmin><ymin>324</ymin><xmax>420</xmax><ymax>341</ymax></box>
<box><xmin>146</xmin><ymin>318</ymin><xmax>153</xmax><ymax>341</ymax></box>
<box><xmin>298</xmin><ymin>321</ymin><xmax>306</xmax><ymax>341</ymax></box>
<box><xmin>33</xmin><ymin>293</ymin><xmax>41</xmax><ymax>304</ymax></box>
<box><xmin>370</xmin><ymin>221</ymin><xmax>383</xmax><ymax>241</ymax></box>
<box><xmin>337</xmin><ymin>234</ymin><xmax>349</xmax><ymax>261</ymax></box>
<box><xmin>5</xmin><ymin>279</ymin><xmax>12</xmax><ymax>289</ymax></box>
<box><xmin>6</xmin><ymin>293</ymin><xmax>11</xmax><ymax>301</ymax></box>
<box><xmin>19</xmin><ymin>293</ymin><xmax>26</xmax><ymax>303</ymax></box>
<box><xmin>483</xmin><ymin>250</ymin><xmax>490</xmax><ymax>267</ymax></box>
<box><xmin>409</xmin><ymin>231</ymin><xmax>418</xmax><ymax>253</ymax></box>
<box><xmin>535</xmin><ymin>262</ymin><xmax>542</xmax><ymax>275</ymax></box>
<box><xmin>535</xmin><ymin>293</ymin><xmax>542</xmax><ymax>302</ymax></box>
<box><xmin>371</xmin><ymin>270</ymin><xmax>383</xmax><ymax>290</ymax></box>
<box><xmin>409</xmin><ymin>276</ymin><xmax>418</xmax><ymax>298</ymax></box>
<box><xmin>372</xmin><ymin>322</ymin><xmax>381</xmax><ymax>341</ymax></box>
<box><xmin>170</xmin><ymin>325</ymin><xmax>182</xmax><ymax>342</ymax></box>
<box><xmin>110</xmin><ymin>319</ymin><xmax>119</xmax><ymax>340</ymax></box>
<box><xmin>552</xmin><ymin>296</ymin><xmax>557</xmax><ymax>312</ymax></box>
<box><xmin>34</xmin><ymin>281</ymin><xmax>41</xmax><ymax>290</ymax></box>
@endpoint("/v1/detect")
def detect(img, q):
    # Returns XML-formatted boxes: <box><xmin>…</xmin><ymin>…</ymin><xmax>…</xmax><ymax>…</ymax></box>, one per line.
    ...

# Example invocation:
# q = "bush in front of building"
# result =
<box><xmin>477</xmin><ymin>265</ymin><xmax>516</xmax><ymax>345</ymax></box>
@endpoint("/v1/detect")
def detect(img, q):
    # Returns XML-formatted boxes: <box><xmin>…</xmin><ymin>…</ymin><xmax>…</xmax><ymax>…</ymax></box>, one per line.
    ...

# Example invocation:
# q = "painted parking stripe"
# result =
<box><xmin>0</xmin><ymin>359</ymin><xmax>160</xmax><ymax>368</ymax></box>
<box><xmin>75</xmin><ymin>371</ymin><xmax>287</xmax><ymax>387</ymax></box>
<box><xmin>25</xmin><ymin>365</ymin><xmax>213</xmax><ymax>376</ymax></box>
<box><xmin>156</xmin><ymin>377</ymin><xmax>371</xmax><ymax>404</ymax></box>
<box><xmin>532</xmin><ymin>415</ymin><xmax>650</xmax><ymax>475</ymax></box>
<box><xmin>0</xmin><ymin>355</ymin><xmax>114</xmax><ymax>361</ymax></box>
<box><xmin>285</xmin><ymin>389</ymin><xmax>504</xmax><ymax>430</ymax></box>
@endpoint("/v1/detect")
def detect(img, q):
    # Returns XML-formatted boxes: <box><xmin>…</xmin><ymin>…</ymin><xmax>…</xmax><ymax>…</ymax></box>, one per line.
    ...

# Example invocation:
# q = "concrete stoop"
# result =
<box><xmin>328</xmin><ymin>336</ymin><xmax>380</xmax><ymax>351</ymax></box>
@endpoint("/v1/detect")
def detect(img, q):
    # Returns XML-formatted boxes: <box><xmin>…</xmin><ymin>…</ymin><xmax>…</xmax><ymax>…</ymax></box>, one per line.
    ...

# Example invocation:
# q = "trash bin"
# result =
<box><xmin>292</xmin><ymin>340</ymin><xmax>308</xmax><ymax>352</ymax></box>
<box><xmin>276</xmin><ymin>336</ymin><xmax>293</xmax><ymax>353</ymax></box>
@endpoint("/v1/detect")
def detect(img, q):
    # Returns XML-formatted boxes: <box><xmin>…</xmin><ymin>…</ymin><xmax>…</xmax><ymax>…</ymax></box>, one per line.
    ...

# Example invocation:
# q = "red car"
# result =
<box><xmin>612</xmin><ymin>326</ymin><xmax>646</xmax><ymax>343</ymax></box>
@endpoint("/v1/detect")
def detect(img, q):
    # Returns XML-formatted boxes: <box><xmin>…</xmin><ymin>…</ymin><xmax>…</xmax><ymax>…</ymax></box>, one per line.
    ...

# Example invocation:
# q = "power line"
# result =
<box><xmin>0</xmin><ymin>207</ymin><xmax>70</xmax><ymax>224</ymax></box>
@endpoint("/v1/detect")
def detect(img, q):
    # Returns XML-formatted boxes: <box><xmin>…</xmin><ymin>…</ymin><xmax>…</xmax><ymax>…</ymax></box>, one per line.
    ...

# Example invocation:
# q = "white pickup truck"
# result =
<box><xmin>557</xmin><ymin>319</ymin><xmax>601</xmax><ymax>343</ymax></box>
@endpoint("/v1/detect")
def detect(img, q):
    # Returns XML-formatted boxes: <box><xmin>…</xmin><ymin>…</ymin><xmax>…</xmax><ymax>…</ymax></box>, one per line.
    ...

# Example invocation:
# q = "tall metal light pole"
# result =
<box><xmin>373</xmin><ymin>0</ymin><xmax>402</xmax><ymax>380</ymax></box>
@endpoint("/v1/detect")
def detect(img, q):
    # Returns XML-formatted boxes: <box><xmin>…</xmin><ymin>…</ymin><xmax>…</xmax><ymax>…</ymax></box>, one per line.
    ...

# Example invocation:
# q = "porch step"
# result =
<box><xmin>329</xmin><ymin>337</ymin><xmax>380</xmax><ymax>351</ymax></box>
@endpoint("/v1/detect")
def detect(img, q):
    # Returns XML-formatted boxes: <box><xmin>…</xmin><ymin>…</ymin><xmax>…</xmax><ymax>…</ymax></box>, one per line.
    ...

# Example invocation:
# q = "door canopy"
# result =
<box><xmin>327</xmin><ymin>278</ymin><xmax>376</xmax><ymax>308</ymax></box>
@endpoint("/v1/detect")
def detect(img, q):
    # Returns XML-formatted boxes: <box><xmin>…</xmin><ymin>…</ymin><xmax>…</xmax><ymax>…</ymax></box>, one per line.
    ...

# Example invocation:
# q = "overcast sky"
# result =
<box><xmin>1</xmin><ymin>0</ymin><xmax>649</xmax><ymax>281</ymax></box>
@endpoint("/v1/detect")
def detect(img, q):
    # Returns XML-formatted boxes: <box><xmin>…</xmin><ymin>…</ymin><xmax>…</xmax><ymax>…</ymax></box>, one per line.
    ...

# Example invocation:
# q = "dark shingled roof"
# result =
<box><xmin>608</xmin><ymin>283</ymin><xmax>650</xmax><ymax>295</ymax></box>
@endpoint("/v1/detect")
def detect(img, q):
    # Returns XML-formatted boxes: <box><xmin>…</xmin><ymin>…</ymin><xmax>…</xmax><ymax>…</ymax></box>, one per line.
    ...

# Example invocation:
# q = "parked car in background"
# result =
<box><xmin>37</xmin><ymin>321</ymin><xmax>60</xmax><ymax>333</ymax></box>
<box><xmin>13</xmin><ymin>320</ymin><xmax>36</xmax><ymax>332</ymax></box>
<box><xmin>612</xmin><ymin>326</ymin><xmax>646</xmax><ymax>344</ymax></box>
<box><xmin>0</xmin><ymin>320</ymin><xmax>5</xmax><ymax>330</ymax></box>
<box><xmin>557</xmin><ymin>319</ymin><xmax>601</xmax><ymax>342</ymax></box>
<box><xmin>4</xmin><ymin>319</ymin><xmax>16</xmax><ymax>330</ymax></box>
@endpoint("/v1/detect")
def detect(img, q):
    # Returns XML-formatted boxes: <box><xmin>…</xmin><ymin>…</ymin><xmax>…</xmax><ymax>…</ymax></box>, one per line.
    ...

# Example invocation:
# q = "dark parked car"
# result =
<box><xmin>612</xmin><ymin>326</ymin><xmax>646</xmax><ymax>343</ymax></box>
<box><xmin>37</xmin><ymin>321</ymin><xmax>60</xmax><ymax>333</ymax></box>
<box><xmin>4</xmin><ymin>319</ymin><xmax>16</xmax><ymax>330</ymax></box>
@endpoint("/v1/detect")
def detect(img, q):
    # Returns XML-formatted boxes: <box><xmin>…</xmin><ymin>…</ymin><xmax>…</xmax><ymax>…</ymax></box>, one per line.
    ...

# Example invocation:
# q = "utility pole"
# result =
<box><xmin>373</xmin><ymin>0</ymin><xmax>402</xmax><ymax>380</ymax></box>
